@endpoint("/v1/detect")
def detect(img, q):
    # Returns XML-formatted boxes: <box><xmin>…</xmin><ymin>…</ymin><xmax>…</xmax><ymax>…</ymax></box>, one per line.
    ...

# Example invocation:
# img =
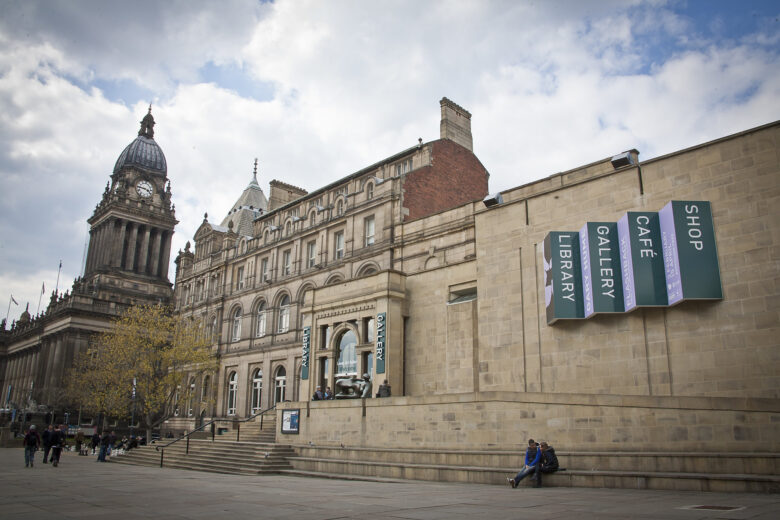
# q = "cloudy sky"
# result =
<box><xmin>1</xmin><ymin>0</ymin><xmax>778</xmax><ymax>324</ymax></box>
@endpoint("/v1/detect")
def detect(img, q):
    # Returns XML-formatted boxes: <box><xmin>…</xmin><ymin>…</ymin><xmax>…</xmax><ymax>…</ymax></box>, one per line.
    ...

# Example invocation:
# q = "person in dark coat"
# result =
<box><xmin>23</xmin><ymin>425</ymin><xmax>41</xmax><ymax>468</ymax></box>
<box><xmin>532</xmin><ymin>441</ymin><xmax>559</xmax><ymax>487</ymax></box>
<box><xmin>41</xmin><ymin>424</ymin><xmax>54</xmax><ymax>463</ymax></box>
<box><xmin>49</xmin><ymin>424</ymin><xmax>67</xmax><ymax>467</ymax></box>
<box><xmin>312</xmin><ymin>386</ymin><xmax>324</xmax><ymax>400</ymax></box>
<box><xmin>507</xmin><ymin>439</ymin><xmax>540</xmax><ymax>488</ymax></box>
<box><xmin>90</xmin><ymin>432</ymin><xmax>100</xmax><ymax>454</ymax></box>
<box><xmin>97</xmin><ymin>430</ymin><xmax>110</xmax><ymax>462</ymax></box>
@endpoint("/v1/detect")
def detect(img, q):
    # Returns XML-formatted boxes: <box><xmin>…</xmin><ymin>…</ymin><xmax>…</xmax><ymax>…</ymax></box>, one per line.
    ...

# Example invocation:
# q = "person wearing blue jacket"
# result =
<box><xmin>508</xmin><ymin>439</ymin><xmax>540</xmax><ymax>488</ymax></box>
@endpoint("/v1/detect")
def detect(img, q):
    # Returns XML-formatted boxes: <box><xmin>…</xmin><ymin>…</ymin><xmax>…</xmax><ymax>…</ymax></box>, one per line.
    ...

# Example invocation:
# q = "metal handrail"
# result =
<box><xmin>154</xmin><ymin>405</ymin><xmax>276</xmax><ymax>468</ymax></box>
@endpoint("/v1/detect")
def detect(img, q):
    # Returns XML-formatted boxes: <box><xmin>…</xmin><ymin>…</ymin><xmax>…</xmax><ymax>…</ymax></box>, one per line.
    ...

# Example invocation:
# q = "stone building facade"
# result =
<box><xmin>170</xmin><ymin>98</ymin><xmax>489</xmax><ymax>427</ymax></box>
<box><xmin>2</xmin><ymin>97</ymin><xmax>777</xmax><ymax>459</ymax></box>
<box><xmin>0</xmin><ymin>108</ymin><xmax>176</xmax><ymax>418</ymax></box>
<box><xmin>284</xmin><ymin>118</ymin><xmax>779</xmax><ymax>454</ymax></box>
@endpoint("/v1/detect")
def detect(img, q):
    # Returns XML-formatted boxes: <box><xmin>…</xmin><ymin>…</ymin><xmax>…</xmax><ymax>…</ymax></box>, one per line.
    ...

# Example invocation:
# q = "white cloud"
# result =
<box><xmin>1</xmin><ymin>0</ymin><xmax>778</xmax><ymax>324</ymax></box>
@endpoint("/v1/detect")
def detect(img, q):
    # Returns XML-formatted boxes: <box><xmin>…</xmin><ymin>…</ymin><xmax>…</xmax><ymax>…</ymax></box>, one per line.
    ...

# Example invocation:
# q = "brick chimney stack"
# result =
<box><xmin>439</xmin><ymin>97</ymin><xmax>473</xmax><ymax>152</ymax></box>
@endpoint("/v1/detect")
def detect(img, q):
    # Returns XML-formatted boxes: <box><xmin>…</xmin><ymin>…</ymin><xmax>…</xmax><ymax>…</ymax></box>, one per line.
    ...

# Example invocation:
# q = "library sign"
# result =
<box><xmin>543</xmin><ymin>201</ymin><xmax>722</xmax><ymax>325</ymax></box>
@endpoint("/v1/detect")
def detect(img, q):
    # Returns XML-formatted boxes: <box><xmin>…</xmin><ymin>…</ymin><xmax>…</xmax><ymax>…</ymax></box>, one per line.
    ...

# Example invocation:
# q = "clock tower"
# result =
<box><xmin>83</xmin><ymin>107</ymin><xmax>178</xmax><ymax>304</ymax></box>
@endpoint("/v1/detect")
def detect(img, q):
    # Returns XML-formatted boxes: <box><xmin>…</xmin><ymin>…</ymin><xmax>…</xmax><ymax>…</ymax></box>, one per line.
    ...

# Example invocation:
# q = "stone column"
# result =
<box><xmin>150</xmin><ymin>229</ymin><xmax>163</xmax><ymax>277</ymax></box>
<box><xmin>113</xmin><ymin>219</ymin><xmax>127</xmax><ymax>268</ymax></box>
<box><xmin>160</xmin><ymin>231</ymin><xmax>173</xmax><ymax>278</ymax></box>
<box><xmin>97</xmin><ymin>223</ymin><xmax>109</xmax><ymax>268</ymax></box>
<box><xmin>85</xmin><ymin>228</ymin><xmax>97</xmax><ymax>273</ymax></box>
<box><xmin>51</xmin><ymin>336</ymin><xmax>64</xmax><ymax>388</ymax></box>
<box><xmin>125</xmin><ymin>223</ymin><xmax>139</xmax><ymax>272</ymax></box>
<box><xmin>137</xmin><ymin>226</ymin><xmax>151</xmax><ymax>274</ymax></box>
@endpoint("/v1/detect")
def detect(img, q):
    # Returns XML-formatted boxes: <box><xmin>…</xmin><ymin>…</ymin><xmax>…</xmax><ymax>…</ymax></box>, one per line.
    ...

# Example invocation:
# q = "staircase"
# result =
<box><xmin>281</xmin><ymin>446</ymin><xmax>780</xmax><ymax>493</ymax></box>
<box><xmin>112</xmin><ymin>413</ymin><xmax>292</xmax><ymax>475</ymax></box>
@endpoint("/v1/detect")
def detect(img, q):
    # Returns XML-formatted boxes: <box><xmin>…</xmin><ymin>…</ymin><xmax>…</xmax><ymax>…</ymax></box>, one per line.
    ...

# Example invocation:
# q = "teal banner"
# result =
<box><xmin>544</xmin><ymin>232</ymin><xmax>584</xmax><ymax>324</ymax></box>
<box><xmin>301</xmin><ymin>326</ymin><xmax>311</xmax><ymax>380</ymax></box>
<box><xmin>375</xmin><ymin>313</ymin><xmax>386</xmax><ymax>374</ymax></box>
<box><xmin>617</xmin><ymin>212</ymin><xmax>668</xmax><ymax>311</ymax></box>
<box><xmin>580</xmin><ymin>222</ymin><xmax>625</xmax><ymax>317</ymax></box>
<box><xmin>659</xmin><ymin>201</ymin><xmax>723</xmax><ymax>305</ymax></box>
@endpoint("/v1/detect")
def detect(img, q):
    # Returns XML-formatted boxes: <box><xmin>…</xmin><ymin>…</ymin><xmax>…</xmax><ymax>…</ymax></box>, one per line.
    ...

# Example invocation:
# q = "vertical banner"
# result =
<box><xmin>579</xmin><ymin>222</ymin><xmax>624</xmax><ymax>317</ymax></box>
<box><xmin>543</xmin><ymin>232</ymin><xmax>584</xmax><ymax>324</ymax></box>
<box><xmin>659</xmin><ymin>201</ymin><xmax>723</xmax><ymax>305</ymax></box>
<box><xmin>617</xmin><ymin>212</ymin><xmax>668</xmax><ymax>311</ymax></box>
<box><xmin>375</xmin><ymin>313</ymin><xmax>386</xmax><ymax>374</ymax></box>
<box><xmin>301</xmin><ymin>326</ymin><xmax>311</xmax><ymax>380</ymax></box>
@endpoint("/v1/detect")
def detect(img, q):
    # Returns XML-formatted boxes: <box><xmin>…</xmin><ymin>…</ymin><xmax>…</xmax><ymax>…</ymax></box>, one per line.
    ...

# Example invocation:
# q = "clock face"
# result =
<box><xmin>136</xmin><ymin>180</ymin><xmax>153</xmax><ymax>198</ymax></box>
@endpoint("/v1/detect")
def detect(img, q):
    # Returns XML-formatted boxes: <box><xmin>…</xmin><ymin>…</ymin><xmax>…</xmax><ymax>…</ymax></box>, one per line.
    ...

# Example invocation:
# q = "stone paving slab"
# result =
<box><xmin>1</xmin><ymin>448</ymin><xmax>778</xmax><ymax>520</ymax></box>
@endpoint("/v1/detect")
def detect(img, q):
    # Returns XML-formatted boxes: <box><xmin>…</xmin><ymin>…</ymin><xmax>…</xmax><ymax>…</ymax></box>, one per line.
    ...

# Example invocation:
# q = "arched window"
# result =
<box><xmin>336</xmin><ymin>330</ymin><xmax>358</xmax><ymax>376</ymax></box>
<box><xmin>251</xmin><ymin>369</ymin><xmax>263</xmax><ymax>413</ymax></box>
<box><xmin>366</xmin><ymin>182</ymin><xmax>374</xmax><ymax>200</ymax></box>
<box><xmin>309</xmin><ymin>209</ymin><xmax>317</xmax><ymax>227</ymax></box>
<box><xmin>285</xmin><ymin>221</ymin><xmax>292</xmax><ymax>236</ymax></box>
<box><xmin>256</xmin><ymin>302</ymin><xmax>267</xmax><ymax>337</ymax></box>
<box><xmin>187</xmin><ymin>378</ymin><xmax>196</xmax><ymax>417</ymax></box>
<box><xmin>232</xmin><ymin>308</ymin><xmax>242</xmax><ymax>342</ymax></box>
<box><xmin>210</xmin><ymin>315</ymin><xmax>218</xmax><ymax>342</ymax></box>
<box><xmin>274</xmin><ymin>366</ymin><xmax>287</xmax><ymax>404</ymax></box>
<box><xmin>336</xmin><ymin>199</ymin><xmax>344</xmax><ymax>216</ymax></box>
<box><xmin>227</xmin><ymin>372</ymin><xmax>238</xmax><ymax>416</ymax></box>
<box><xmin>277</xmin><ymin>295</ymin><xmax>290</xmax><ymax>333</ymax></box>
<box><xmin>201</xmin><ymin>375</ymin><xmax>210</xmax><ymax>402</ymax></box>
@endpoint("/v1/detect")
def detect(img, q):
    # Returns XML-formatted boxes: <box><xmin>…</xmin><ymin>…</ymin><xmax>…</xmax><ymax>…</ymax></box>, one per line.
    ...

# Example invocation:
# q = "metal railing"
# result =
<box><xmin>154</xmin><ymin>405</ymin><xmax>276</xmax><ymax>468</ymax></box>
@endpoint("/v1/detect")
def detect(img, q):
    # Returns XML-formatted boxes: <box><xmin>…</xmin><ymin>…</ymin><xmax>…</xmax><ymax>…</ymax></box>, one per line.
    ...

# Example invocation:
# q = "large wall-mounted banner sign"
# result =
<box><xmin>301</xmin><ymin>326</ymin><xmax>311</xmax><ymax>380</ymax></box>
<box><xmin>544</xmin><ymin>231</ymin><xmax>584</xmax><ymax>324</ymax></box>
<box><xmin>659</xmin><ymin>201</ymin><xmax>723</xmax><ymax>305</ymax></box>
<box><xmin>618</xmin><ymin>212</ymin><xmax>668</xmax><ymax>311</ymax></box>
<box><xmin>375</xmin><ymin>312</ymin><xmax>386</xmax><ymax>374</ymax></box>
<box><xmin>544</xmin><ymin>201</ymin><xmax>722</xmax><ymax>325</ymax></box>
<box><xmin>580</xmin><ymin>222</ymin><xmax>625</xmax><ymax>317</ymax></box>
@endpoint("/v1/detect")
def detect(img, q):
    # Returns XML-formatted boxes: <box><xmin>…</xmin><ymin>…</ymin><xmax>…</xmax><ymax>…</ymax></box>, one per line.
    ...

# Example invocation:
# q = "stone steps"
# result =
<box><xmin>284</xmin><ymin>447</ymin><xmax>780</xmax><ymax>493</ymax></box>
<box><xmin>112</xmin><ymin>439</ymin><xmax>293</xmax><ymax>475</ymax></box>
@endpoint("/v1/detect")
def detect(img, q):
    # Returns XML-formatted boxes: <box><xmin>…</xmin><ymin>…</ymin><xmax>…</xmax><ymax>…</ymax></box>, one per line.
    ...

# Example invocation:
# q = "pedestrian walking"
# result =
<box><xmin>41</xmin><ymin>424</ymin><xmax>54</xmax><ymax>463</ymax></box>
<box><xmin>49</xmin><ymin>424</ymin><xmax>67</xmax><ymax>467</ymax></box>
<box><xmin>23</xmin><ymin>425</ymin><xmax>41</xmax><ymax>468</ymax></box>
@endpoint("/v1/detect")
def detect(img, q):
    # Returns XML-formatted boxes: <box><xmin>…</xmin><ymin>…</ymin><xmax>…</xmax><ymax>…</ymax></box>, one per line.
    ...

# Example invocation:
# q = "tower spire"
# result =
<box><xmin>138</xmin><ymin>104</ymin><xmax>155</xmax><ymax>139</ymax></box>
<box><xmin>251</xmin><ymin>158</ymin><xmax>259</xmax><ymax>186</ymax></box>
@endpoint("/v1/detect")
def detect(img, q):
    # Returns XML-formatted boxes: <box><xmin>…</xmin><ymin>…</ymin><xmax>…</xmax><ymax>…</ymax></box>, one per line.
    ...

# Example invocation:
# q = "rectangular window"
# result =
<box><xmin>334</xmin><ymin>231</ymin><xmax>344</xmax><ymax>260</ymax></box>
<box><xmin>364</xmin><ymin>216</ymin><xmax>375</xmax><ymax>247</ymax></box>
<box><xmin>261</xmin><ymin>258</ymin><xmax>269</xmax><ymax>282</ymax></box>
<box><xmin>395</xmin><ymin>158</ymin><xmax>412</xmax><ymax>176</ymax></box>
<box><xmin>236</xmin><ymin>266</ymin><xmax>245</xmax><ymax>290</ymax></box>
<box><xmin>282</xmin><ymin>250</ymin><xmax>291</xmax><ymax>276</ymax></box>
<box><xmin>307</xmin><ymin>241</ymin><xmax>317</xmax><ymax>268</ymax></box>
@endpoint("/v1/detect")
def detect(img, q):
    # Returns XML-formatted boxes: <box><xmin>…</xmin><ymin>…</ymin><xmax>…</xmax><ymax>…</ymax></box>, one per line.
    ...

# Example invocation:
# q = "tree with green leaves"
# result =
<box><xmin>66</xmin><ymin>304</ymin><xmax>216</xmax><ymax>439</ymax></box>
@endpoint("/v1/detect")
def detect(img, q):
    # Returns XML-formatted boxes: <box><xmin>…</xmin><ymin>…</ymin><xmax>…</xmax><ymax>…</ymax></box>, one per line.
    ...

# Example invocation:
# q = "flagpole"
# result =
<box><xmin>37</xmin><ymin>282</ymin><xmax>45</xmax><ymax>315</ymax></box>
<box><xmin>55</xmin><ymin>260</ymin><xmax>62</xmax><ymax>295</ymax></box>
<box><xmin>5</xmin><ymin>296</ymin><xmax>11</xmax><ymax>323</ymax></box>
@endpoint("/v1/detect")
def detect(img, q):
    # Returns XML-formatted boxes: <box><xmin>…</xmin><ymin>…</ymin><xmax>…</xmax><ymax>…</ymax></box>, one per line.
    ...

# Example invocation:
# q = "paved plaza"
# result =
<box><xmin>0</xmin><ymin>448</ymin><xmax>778</xmax><ymax>519</ymax></box>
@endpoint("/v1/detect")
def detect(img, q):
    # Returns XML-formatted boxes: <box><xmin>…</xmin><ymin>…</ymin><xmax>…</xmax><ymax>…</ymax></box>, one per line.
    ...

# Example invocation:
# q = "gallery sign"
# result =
<box><xmin>544</xmin><ymin>201</ymin><xmax>722</xmax><ymax>325</ymax></box>
<box><xmin>580</xmin><ymin>222</ymin><xmax>624</xmax><ymax>317</ymax></box>
<box><xmin>375</xmin><ymin>312</ymin><xmax>386</xmax><ymax>374</ymax></box>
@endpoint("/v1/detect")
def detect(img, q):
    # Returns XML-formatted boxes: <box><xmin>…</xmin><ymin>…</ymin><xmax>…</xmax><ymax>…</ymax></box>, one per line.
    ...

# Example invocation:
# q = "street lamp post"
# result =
<box><xmin>130</xmin><ymin>378</ymin><xmax>137</xmax><ymax>437</ymax></box>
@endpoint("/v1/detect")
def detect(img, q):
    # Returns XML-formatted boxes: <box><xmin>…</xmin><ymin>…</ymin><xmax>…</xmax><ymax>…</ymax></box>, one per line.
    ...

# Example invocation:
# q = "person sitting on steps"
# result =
<box><xmin>508</xmin><ymin>439</ymin><xmax>540</xmax><ymax>488</ymax></box>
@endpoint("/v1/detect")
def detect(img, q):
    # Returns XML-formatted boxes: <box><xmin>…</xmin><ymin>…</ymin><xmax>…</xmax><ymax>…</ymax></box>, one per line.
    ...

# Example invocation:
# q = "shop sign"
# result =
<box><xmin>659</xmin><ymin>201</ymin><xmax>723</xmax><ymax>305</ymax></box>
